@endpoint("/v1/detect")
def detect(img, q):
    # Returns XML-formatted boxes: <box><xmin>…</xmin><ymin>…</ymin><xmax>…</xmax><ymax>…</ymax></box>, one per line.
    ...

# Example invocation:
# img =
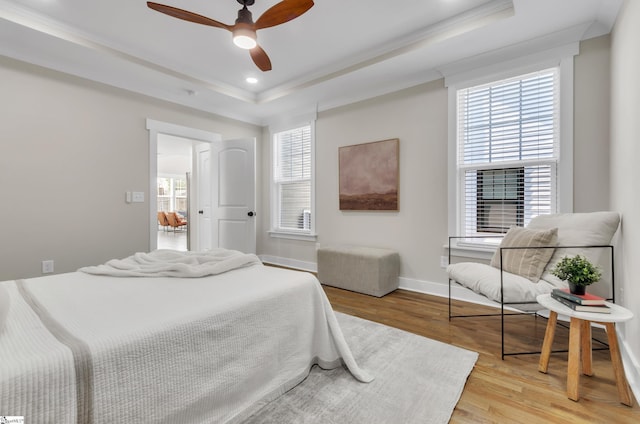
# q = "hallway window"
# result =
<box><xmin>157</xmin><ymin>176</ymin><xmax>187</xmax><ymax>215</ymax></box>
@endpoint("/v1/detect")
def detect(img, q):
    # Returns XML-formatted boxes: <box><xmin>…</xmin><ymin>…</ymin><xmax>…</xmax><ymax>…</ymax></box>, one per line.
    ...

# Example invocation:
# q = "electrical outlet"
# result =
<box><xmin>42</xmin><ymin>260</ymin><xmax>54</xmax><ymax>274</ymax></box>
<box><xmin>440</xmin><ymin>256</ymin><xmax>448</xmax><ymax>268</ymax></box>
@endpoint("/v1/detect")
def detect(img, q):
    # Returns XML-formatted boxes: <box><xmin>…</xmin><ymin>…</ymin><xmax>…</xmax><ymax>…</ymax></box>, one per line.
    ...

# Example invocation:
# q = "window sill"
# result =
<box><xmin>444</xmin><ymin>240</ymin><xmax>497</xmax><ymax>261</ymax></box>
<box><xmin>268</xmin><ymin>230</ymin><xmax>318</xmax><ymax>242</ymax></box>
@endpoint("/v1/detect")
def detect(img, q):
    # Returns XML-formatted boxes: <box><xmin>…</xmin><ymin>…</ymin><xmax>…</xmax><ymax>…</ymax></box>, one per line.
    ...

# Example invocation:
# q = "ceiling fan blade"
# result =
<box><xmin>147</xmin><ymin>2</ymin><xmax>231</xmax><ymax>31</ymax></box>
<box><xmin>250</xmin><ymin>45</ymin><xmax>272</xmax><ymax>71</ymax></box>
<box><xmin>255</xmin><ymin>0</ymin><xmax>314</xmax><ymax>30</ymax></box>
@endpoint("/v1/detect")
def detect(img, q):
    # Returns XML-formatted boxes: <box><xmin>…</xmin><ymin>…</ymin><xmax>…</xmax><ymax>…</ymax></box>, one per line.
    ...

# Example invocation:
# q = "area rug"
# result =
<box><xmin>243</xmin><ymin>312</ymin><xmax>479</xmax><ymax>424</ymax></box>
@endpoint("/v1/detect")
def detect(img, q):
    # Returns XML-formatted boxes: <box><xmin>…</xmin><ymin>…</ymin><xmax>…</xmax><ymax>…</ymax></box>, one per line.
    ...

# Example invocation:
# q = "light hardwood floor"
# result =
<box><xmin>322</xmin><ymin>286</ymin><xmax>640</xmax><ymax>424</ymax></box>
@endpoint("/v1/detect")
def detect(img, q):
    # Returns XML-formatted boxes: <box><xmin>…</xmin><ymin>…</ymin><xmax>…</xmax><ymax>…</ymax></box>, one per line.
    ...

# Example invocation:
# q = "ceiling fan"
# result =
<box><xmin>147</xmin><ymin>0</ymin><xmax>315</xmax><ymax>72</ymax></box>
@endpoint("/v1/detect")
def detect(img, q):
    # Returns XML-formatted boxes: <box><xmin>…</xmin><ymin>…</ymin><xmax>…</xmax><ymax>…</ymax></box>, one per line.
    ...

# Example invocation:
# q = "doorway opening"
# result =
<box><xmin>147</xmin><ymin>119</ymin><xmax>256</xmax><ymax>254</ymax></box>
<box><xmin>147</xmin><ymin>119</ymin><xmax>222</xmax><ymax>252</ymax></box>
<box><xmin>157</xmin><ymin>134</ymin><xmax>192</xmax><ymax>250</ymax></box>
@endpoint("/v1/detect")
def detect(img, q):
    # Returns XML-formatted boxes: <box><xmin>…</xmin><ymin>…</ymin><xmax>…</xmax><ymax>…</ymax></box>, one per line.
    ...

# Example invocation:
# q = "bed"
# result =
<box><xmin>0</xmin><ymin>249</ymin><xmax>371</xmax><ymax>423</ymax></box>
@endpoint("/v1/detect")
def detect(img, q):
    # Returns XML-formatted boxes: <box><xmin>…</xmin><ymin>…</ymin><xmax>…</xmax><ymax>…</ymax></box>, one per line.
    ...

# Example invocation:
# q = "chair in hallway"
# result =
<box><xmin>157</xmin><ymin>211</ymin><xmax>170</xmax><ymax>231</ymax></box>
<box><xmin>166</xmin><ymin>212</ymin><xmax>187</xmax><ymax>232</ymax></box>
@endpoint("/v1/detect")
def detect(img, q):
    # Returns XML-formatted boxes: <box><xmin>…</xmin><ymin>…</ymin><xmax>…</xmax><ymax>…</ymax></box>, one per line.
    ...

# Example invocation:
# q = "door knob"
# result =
<box><xmin>198</xmin><ymin>210</ymin><xmax>204</xmax><ymax>214</ymax></box>
<box><xmin>247</xmin><ymin>211</ymin><xmax>256</xmax><ymax>217</ymax></box>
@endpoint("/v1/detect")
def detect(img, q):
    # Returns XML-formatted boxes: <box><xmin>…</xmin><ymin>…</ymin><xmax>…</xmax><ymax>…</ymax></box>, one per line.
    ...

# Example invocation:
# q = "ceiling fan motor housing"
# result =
<box><xmin>236</xmin><ymin>6</ymin><xmax>254</xmax><ymax>24</ymax></box>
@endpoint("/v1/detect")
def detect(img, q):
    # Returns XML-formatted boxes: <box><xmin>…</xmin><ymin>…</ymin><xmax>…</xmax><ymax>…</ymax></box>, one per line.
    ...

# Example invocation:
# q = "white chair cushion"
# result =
<box><xmin>448</xmin><ymin>262</ymin><xmax>564</xmax><ymax>305</ymax></box>
<box><xmin>527</xmin><ymin>212</ymin><xmax>620</xmax><ymax>290</ymax></box>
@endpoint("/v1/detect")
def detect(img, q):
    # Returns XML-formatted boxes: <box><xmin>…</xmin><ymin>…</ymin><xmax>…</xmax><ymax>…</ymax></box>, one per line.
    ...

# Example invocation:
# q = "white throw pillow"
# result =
<box><xmin>490</xmin><ymin>226</ymin><xmax>558</xmax><ymax>282</ymax></box>
<box><xmin>0</xmin><ymin>284</ymin><xmax>9</xmax><ymax>333</ymax></box>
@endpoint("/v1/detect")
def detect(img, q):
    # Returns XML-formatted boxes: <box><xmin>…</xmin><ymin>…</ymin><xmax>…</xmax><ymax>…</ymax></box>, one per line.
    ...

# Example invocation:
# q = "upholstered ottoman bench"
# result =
<box><xmin>317</xmin><ymin>245</ymin><xmax>400</xmax><ymax>297</ymax></box>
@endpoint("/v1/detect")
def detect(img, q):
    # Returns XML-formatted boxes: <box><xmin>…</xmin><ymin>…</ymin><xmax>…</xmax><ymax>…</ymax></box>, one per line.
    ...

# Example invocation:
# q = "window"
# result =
<box><xmin>157</xmin><ymin>177</ymin><xmax>171</xmax><ymax>212</ymax></box>
<box><xmin>476</xmin><ymin>167</ymin><xmax>524</xmax><ymax>233</ymax></box>
<box><xmin>271</xmin><ymin>123</ymin><xmax>315</xmax><ymax>238</ymax></box>
<box><xmin>456</xmin><ymin>68</ymin><xmax>560</xmax><ymax>241</ymax></box>
<box><xmin>174</xmin><ymin>178</ymin><xmax>187</xmax><ymax>212</ymax></box>
<box><xmin>157</xmin><ymin>176</ymin><xmax>187</xmax><ymax>215</ymax></box>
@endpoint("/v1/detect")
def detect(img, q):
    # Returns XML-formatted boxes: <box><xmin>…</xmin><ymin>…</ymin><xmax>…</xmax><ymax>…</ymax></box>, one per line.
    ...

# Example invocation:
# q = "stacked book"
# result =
<box><xmin>550</xmin><ymin>288</ymin><xmax>611</xmax><ymax>313</ymax></box>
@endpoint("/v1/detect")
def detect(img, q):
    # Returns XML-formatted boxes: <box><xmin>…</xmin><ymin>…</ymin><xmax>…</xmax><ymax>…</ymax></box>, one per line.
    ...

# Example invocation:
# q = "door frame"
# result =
<box><xmin>146</xmin><ymin>119</ymin><xmax>221</xmax><ymax>251</ymax></box>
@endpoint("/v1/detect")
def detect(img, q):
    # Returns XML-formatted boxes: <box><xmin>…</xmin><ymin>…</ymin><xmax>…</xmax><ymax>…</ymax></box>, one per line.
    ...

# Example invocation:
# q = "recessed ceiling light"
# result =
<box><xmin>246</xmin><ymin>77</ymin><xmax>258</xmax><ymax>84</ymax></box>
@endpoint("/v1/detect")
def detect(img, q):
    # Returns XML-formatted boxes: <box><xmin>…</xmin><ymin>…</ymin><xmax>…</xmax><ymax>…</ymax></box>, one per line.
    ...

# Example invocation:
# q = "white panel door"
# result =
<box><xmin>212</xmin><ymin>138</ymin><xmax>256</xmax><ymax>253</ymax></box>
<box><xmin>196</xmin><ymin>144</ymin><xmax>212</xmax><ymax>251</ymax></box>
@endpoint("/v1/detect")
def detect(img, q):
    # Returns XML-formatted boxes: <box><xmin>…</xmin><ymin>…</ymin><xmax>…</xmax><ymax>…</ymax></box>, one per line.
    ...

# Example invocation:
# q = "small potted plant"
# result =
<box><xmin>551</xmin><ymin>254</ymin><xmax>602</xmax><ymax>295</ymax></box>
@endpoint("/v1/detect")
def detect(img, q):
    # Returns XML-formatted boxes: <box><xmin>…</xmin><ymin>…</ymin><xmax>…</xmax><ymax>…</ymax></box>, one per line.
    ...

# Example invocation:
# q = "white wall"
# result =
<box><xmin>573</xmin><ymin>35</ymin><xmax>611</xmax><ymax>212</ymax></box>
<box><xmin>315</xmin><ymin>81</ymin><xmax>449</xmax><ymax>283</ymax></box>
<box><xmin>0</xmin><ymin>56</ymin><xmax>261</xmax><ymax>280</ymax></box>
<box><xmin>610</xmin><ymin>0</ymin><xmax>640</xmax><ymax>383</ymax></box>
<box><xmin>258</xmin><ymin>81</ymin><xmax>450</xmax><ymax>281</ymax></box>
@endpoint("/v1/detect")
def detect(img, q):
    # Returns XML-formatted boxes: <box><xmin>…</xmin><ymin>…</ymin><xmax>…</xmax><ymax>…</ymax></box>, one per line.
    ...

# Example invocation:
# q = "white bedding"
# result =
<box><xmin>0</xmin><ymin>258</ymin><xmax>372</xmax><ymax>423</ymax></box>
<box><xmin>78</xmin><ymin>249</ymin><xmax>261</xmax><ymax>278</ymax></box>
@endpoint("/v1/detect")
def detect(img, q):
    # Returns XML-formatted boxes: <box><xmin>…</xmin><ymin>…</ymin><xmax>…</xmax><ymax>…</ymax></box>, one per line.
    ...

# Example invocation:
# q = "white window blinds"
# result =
<box><xmin>273</xmin><ymin>125</ymin><xmax>312</xmax><ymax>232</ymax></box>
<box><xmin>457</xmin><ymin>68</ymin><xmax>559</xmax><ymax>236</ymax></box>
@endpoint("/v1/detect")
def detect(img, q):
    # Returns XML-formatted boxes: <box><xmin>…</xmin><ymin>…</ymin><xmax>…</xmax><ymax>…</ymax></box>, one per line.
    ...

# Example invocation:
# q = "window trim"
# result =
<box><xmin>269</xmin><ymin>116</ymin><xmax>317</xmax><ymax>241</ymax></box>
<box><xmin>446</xmin><ymin>49</ymin><xmax>575</xmax><ymax>254</ymax></box>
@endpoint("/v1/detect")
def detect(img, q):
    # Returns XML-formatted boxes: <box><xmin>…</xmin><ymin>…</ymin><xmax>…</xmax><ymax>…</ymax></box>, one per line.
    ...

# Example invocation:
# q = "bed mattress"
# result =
<box><xmin>0</xmin><ymin>259</ymin><xmax>370</xmax><ymax>423</ymax></box>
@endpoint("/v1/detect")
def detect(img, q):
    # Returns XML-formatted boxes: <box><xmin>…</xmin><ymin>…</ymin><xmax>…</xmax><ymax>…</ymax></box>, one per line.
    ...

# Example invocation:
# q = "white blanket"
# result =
<box><xmin>78</xmin><ymin>249</ymin><xmax>261</xmax><ymax>277</ymax></box>
<box><xmin>1</xmin><ymin>263</ymin><xmax>372</xmax><ymax>424</ymax></box>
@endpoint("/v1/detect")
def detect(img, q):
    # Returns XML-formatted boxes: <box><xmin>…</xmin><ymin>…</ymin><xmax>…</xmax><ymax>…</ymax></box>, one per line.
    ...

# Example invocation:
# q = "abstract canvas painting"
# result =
<box><xmin>339</xmin><ymin>138</ymin><xmax>399</xmax><ymax>211</ymax></box>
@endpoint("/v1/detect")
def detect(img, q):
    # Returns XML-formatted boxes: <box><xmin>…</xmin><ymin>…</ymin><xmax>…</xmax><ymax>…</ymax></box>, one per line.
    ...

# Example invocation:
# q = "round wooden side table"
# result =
<box><xmin>536</xmin><ymin>293</ymin><xmax>634</xmax><ymax>406</ymax></box>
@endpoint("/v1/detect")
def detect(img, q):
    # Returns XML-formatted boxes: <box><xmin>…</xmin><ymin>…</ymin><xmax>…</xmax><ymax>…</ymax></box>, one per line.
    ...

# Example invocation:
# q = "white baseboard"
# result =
<box><xmin>398</xmin><ymin>276</ymin><xmax>505</xmax><ymax>309</ymax></box>
<box><xmin>258</xmin><ymin>256</ymin><xmax>640</xmax><ymax>401</ymax></box>
<box><xmin>256</xmin><ymin>259</ymin><xmax>504</xmax><ymax>310</ymax></box>
<box><xmin>621</xmin><ymin>339</ymin><xmax>640</xmax><ymax>404</ymax></box>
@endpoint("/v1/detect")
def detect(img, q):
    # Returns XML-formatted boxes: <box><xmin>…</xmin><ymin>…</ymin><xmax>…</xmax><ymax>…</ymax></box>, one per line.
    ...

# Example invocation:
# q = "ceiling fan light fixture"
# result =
<box><xmin>232</xmin><ymin>25</ymin><xmax>257</xmax><ymax>50</ymax></box>
<box><xmin>147</xmin><ymin>0</ymin><xmax>315</xmax><ymax>71</ymax></box>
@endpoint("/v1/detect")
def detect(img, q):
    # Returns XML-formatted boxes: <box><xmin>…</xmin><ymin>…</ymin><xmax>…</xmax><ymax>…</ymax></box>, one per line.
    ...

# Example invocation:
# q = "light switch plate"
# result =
<box><xmin>132</xmin><ymin>192</ymin><xmax>145</xmax><ymax>203</ymax></box>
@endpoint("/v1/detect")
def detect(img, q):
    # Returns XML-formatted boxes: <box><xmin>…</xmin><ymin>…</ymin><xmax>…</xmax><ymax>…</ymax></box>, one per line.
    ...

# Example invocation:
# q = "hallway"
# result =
<box><xmin>157</xmin><ymin>229</ymin><xmax>187</xmax><ymax>251</ymax></box>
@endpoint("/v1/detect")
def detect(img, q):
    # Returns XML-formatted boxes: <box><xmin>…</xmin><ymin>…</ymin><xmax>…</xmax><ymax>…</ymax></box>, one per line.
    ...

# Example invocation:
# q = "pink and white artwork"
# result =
<box><xmin>339</xmin><ymin>138</ymin><xmax>399</xmax><ymax>211</ymax></box>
